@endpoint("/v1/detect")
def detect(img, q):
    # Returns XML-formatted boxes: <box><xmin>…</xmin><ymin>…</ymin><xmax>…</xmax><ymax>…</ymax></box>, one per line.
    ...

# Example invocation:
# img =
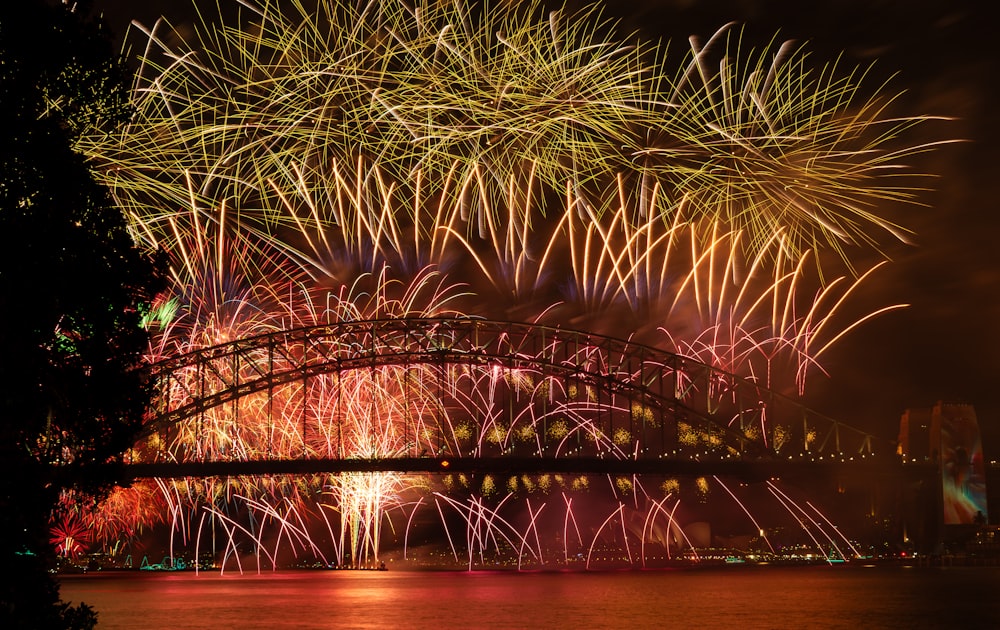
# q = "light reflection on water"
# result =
<box><xmin>61</xmin><ymin>566</ymin><xmax>1000</xmax><ymax>629</ymax></box>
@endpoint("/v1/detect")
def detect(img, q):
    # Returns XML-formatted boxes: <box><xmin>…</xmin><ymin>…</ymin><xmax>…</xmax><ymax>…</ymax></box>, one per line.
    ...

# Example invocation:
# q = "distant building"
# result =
<box><xmin>898</xmin><ymin>407</ymin><xmax>934</xmax><ymax>462</ymax></box>
<box><xmin>898</xmin><ymin>402</ymin><xmax>989</xmax><ymax>527</ymax></box>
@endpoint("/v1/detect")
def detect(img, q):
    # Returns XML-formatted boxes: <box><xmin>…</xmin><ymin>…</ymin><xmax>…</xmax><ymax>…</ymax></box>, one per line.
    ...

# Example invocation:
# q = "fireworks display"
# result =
<box><xmin>63</xmin><ymin>0</ymin><xmax>941</xmax><ymax>570</ymax></box>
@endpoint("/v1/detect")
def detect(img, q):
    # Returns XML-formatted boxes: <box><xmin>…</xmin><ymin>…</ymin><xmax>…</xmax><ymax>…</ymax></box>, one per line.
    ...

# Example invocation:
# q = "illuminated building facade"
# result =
<box><xmin>898</xmin><ymin>402</ymin><xmax>989</xmax><ymax>551</ymax></box>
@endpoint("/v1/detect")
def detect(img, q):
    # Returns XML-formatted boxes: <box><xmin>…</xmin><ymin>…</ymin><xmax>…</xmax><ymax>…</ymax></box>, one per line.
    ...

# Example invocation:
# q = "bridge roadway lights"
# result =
<box><xmin>120</xmin><ymin>456</ymin><xmax>901</xmax><ymax>481</ymax></box>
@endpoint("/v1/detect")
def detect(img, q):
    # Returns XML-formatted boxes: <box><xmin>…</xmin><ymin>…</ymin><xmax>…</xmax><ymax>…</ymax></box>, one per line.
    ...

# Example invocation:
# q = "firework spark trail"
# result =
<box><xmin>767</xmin><ymin>480</ymin><xmax>849</xmax><ymax>562</ymax></box>
<box><xmin>712</xmin><ymin>476</ymin><xmax>776</xmax><ymax>553</ymax></box>
<box><xmin>808</xmin><ymin>500</ymin><xmax>864</xmax><ymax>559</ymax></box>
<box><xmin>50</xmin><ymin>512</ymin><xmax>91</xmax><ymax>559</ymax></box>
<box><xmin>81</xmin><ymin>1</ymin><xmax>942</xmax><ymax>263</ymax></box>
<box><xmin>64</xmin><ymin>0</ymin><xmax>946</xmax><ymax>568</ymax></box>
<box><xmin>152</xmin><ymin>150</ymin><xmax>906</xmax><ymax>403</ymax></box>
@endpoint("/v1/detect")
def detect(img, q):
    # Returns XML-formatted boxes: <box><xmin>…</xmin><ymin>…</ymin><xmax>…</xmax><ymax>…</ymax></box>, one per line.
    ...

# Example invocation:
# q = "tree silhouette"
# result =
<box><xmin>0</xmin><ymin>1</ymin><xmax>163</xmax><ymax>626</ymax></box>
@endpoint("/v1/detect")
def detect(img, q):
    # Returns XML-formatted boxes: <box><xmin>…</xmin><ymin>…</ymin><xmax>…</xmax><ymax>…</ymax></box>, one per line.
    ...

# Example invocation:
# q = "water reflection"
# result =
<box><xmin>61</xmin><ymin>567</ymin><xmax>1000</xmax><ymax>629</ymax></box>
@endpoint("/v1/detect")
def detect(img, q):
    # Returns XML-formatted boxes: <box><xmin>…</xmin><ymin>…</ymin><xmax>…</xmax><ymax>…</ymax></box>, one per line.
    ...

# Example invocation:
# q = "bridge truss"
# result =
<box><xmin>137</xmin><ymin>318</ymin><xmax>877</xmax><ymax>473</ymax></box>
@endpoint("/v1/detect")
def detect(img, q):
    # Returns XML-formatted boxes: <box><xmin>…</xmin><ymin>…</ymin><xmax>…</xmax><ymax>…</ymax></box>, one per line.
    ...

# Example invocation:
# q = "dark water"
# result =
<box><xmin>61</xmin><ymin>565</ymin><xmax>1000</xmax><ymax>629</ymax></box>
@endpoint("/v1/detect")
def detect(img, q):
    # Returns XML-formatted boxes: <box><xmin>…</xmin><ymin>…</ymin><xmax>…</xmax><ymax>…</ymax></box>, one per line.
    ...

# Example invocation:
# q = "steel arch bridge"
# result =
<box><xmin>133</xmin><ymin>318</ymin><xmax>879</xmax><ymax>476</ymax></box>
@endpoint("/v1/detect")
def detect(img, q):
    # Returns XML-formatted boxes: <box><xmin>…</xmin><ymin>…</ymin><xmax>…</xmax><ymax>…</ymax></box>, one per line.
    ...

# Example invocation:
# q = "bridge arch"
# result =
<box><xmin>140</xmin><ymin>318</ymin><xmax>876</xmax><ymax>468</ymax></box>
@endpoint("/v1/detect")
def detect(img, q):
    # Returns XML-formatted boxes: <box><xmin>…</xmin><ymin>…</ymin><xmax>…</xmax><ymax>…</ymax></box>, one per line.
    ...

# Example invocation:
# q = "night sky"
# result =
<box><xmin>90</xmin><ymin>0</ymin><xmax>998</xmax><ymax>450</ymax></box>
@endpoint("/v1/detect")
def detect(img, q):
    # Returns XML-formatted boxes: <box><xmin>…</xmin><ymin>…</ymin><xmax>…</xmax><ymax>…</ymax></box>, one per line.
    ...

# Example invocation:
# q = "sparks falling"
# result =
<box><xmin>64</xmin><ymin>0</ymin><xmax>944</xmax><ymax>569</ymax></box>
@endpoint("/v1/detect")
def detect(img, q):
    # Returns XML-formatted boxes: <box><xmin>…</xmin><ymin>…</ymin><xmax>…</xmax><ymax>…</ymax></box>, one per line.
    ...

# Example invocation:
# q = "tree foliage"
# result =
<box><xmin>0</xmin><ymin>1</ymin><xmax>164</xmax><ymax>626</ymax></box>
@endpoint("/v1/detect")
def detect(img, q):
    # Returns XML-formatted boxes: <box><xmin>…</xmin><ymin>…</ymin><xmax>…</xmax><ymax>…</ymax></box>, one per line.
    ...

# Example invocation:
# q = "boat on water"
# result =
<box><xmin>139</xmin><ymin>556</ymin><xmax>188</xmax><ymax>571</ymax></box>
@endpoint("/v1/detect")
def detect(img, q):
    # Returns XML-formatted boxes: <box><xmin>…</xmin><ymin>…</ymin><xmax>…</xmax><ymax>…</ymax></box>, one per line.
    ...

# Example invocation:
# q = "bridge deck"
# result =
<box><xmin>122</xmin><ymin>456</ymin><xmax>904</xmax><ymax>481</ymax></box>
